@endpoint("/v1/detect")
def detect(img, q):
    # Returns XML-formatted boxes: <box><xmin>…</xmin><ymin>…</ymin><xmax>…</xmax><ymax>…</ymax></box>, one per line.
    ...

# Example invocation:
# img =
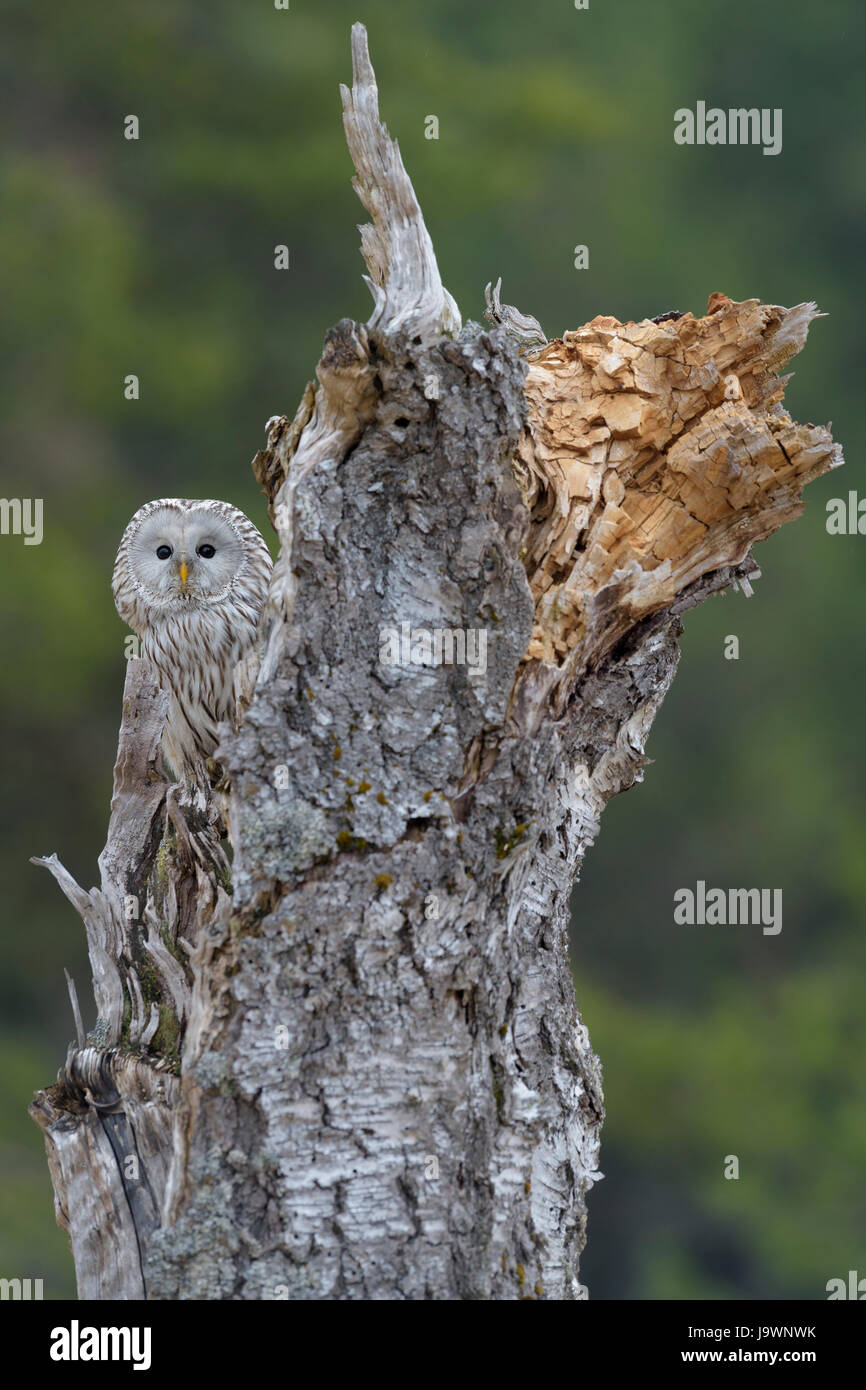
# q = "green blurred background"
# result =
<box><xmin>0</xmin><ymin>0</ymin><xmax>863</xmax><ymax>1299</ymax></box>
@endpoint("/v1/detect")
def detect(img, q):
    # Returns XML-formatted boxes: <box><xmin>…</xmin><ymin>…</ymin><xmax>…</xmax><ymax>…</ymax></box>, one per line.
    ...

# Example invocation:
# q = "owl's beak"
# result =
<box><xmin>178</xmin><ymin>560</ymin><xmax>189</xmax><ymax>586</ymax></box>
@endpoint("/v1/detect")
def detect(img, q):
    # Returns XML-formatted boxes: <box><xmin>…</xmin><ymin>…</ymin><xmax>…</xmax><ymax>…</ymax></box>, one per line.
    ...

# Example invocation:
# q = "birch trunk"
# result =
<box><xmin>31</xmin><ymin>24</ymin><xmax>841</xmax><ymax>1301</ymax></box>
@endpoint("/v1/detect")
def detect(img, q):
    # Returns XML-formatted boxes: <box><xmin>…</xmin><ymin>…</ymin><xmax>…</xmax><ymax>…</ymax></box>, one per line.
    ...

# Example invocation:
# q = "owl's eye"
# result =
<box><xmin>156</xmin><ymin>545</ymin><xmax>172</xmax><ymax>560</ymax></box>
<box><xmin>197</xmin><ymin>544</ymin><xmax>216</xmax><ymax>559</ymax></box>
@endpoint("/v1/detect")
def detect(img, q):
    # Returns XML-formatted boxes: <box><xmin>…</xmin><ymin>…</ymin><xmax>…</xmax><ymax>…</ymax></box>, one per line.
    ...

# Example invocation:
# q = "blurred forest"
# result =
<box><xmin>0</xmin><ymin>0</ymin><xmax>863</xmax><ymax>1299</ymax></box>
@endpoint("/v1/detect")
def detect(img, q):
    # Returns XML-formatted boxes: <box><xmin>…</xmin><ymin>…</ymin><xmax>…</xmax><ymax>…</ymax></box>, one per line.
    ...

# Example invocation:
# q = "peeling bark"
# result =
<box><xmin>32</xmin><ymin>23</ymin><xmax>841</xmax><ymax>1301</ymax></box>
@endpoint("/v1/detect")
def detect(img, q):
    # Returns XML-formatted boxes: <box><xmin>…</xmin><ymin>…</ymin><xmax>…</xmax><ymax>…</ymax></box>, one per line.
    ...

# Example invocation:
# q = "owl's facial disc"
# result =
<box><xmin>129</xmin><ymin>505</ymin><xmax>246</xmax><ymax>606</ymax></box>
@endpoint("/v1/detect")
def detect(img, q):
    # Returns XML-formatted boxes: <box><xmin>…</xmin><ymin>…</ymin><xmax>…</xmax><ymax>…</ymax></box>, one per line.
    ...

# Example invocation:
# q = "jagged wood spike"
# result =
<box><xmin>340</xmin><ymin>22</ymin><xmax>461</xmax><ymax>341</ymax></box>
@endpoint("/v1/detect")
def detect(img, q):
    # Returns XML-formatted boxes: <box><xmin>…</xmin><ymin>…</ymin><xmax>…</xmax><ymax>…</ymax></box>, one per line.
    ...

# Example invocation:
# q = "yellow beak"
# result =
<box><xmin>179</xmin><ymin>561</ymin><xmax>189</xmax><ymax>586</ymax></box>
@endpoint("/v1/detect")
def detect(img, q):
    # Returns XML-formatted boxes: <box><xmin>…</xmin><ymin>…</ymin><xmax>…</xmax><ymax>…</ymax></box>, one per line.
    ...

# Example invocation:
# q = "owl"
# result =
<box><xmin>112</xmin><ymin>498</ymin><xmax>273</xmax><ymax>781</ymax></box>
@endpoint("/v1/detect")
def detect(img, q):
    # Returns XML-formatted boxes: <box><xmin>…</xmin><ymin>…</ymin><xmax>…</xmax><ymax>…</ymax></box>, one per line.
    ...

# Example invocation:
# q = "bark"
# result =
<box><xmin>32</xmin><ymin>24</ymin><xmax>841</xmax><ymax>1301</ymax></box>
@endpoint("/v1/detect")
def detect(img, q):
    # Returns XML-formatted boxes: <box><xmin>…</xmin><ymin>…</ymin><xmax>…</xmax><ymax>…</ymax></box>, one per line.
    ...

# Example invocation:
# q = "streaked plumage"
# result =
<box><xmin>112</xmin><ymin>498</ymin><xmax>272</xmax><ymax>779</ymax></box>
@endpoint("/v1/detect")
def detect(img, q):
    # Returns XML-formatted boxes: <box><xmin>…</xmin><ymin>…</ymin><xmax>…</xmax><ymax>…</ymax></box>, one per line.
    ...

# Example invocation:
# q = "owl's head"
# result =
<box><xmin>113</xmin><ymin>498</ymin><xmax>272</xmax><ymax>624</ymax></box>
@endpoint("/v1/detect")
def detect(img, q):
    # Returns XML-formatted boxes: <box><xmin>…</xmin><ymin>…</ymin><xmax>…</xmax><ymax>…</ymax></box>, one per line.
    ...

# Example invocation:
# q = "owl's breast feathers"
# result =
<box><xmin>142</xmin><ymin>603</ymin><xmax>258</xmax><ymax>773</ymax></box>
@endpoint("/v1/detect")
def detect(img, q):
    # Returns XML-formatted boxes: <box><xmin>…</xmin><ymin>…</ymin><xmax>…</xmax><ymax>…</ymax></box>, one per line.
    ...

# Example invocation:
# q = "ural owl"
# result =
<box><xmin>113</xmin><ymin>498</ymin><xmax>273</xmax><ymax>780</ymax></box>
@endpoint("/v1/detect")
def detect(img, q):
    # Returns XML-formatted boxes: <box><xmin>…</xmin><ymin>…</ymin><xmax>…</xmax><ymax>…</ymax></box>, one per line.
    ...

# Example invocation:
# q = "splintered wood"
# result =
<box><xmin>515</xmin><ymin>294</ymin><xmax>842</xmax><ymax>676</ymax></box>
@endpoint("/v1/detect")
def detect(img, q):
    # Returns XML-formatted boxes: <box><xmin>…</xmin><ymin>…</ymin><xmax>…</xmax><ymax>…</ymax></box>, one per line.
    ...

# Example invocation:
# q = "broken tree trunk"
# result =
<box><xmin>32</xmin><ymin>24</ymin><xmax>841</xmax><ymax>1301</ymax></box>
